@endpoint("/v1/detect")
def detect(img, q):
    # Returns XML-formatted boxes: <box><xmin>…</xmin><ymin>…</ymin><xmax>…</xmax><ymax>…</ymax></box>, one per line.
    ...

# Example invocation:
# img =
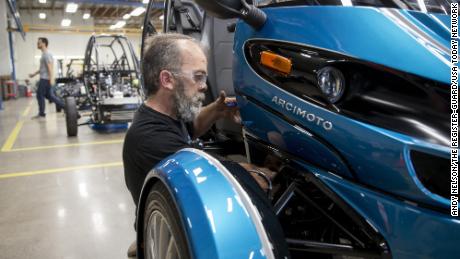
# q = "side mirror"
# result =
<box><xmin>194</xmin><ymin>0</ymin><xmax>266</xmax><ymax>30</ymax></box>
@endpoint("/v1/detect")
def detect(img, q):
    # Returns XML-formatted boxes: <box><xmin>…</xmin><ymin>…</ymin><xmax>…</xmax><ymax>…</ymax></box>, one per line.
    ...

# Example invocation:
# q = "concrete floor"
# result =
<box><xmin>0</xmin><ymin>97</ymin><xmax>136</xmax><ymax>259</ymax></box>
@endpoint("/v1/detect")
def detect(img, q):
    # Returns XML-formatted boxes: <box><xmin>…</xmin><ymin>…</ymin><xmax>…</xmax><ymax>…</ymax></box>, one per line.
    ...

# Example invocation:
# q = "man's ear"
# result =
<box><xmin>159</xmin><ymin>70</ymin><xmax>175</xmax><ymax>91</ymax></box>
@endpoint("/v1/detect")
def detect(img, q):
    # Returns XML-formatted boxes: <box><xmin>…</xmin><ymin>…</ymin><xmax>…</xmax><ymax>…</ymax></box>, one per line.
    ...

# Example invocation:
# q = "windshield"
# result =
<box><xmin>255</xmin><ymin>0</ymin><xmax>453</xmax><ymax>14</ymax></box>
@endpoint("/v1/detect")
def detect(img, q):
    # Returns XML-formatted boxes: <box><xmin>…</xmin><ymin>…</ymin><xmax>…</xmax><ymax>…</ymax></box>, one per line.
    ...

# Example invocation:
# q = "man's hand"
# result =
<box><xmin>29</xmin><ymin>70</ymin><xmax>39</xmax><ymax>78</ymax></box>
<box><xmin>192</xmin><ymin>90</ymin><xmax>241</xmax><ymax>138</ymax></box>
<box><xmin>212</xmin><ymin>91</ymin><xmax>241</xmax><ymax>124</ymax></box>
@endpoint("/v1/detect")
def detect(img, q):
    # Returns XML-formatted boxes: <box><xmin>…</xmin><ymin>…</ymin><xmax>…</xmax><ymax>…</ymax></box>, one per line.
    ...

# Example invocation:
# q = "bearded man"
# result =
<box><xmin>123</xmin><ymin>32</ymin><xmax>290</xmax><ymax>258</ymax></box>
<box><xmin>122</xmin><ymin>34</ymin><xmax>239</xmax><ymax>256</ymax></box>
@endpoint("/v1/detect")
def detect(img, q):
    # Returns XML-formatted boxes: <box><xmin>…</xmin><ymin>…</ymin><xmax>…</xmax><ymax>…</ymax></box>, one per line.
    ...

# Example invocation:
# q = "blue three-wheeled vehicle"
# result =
<box><xmin>136</xmin><ymin>0</ymin><xmax>457</xmax><ymax>258</ymax></box>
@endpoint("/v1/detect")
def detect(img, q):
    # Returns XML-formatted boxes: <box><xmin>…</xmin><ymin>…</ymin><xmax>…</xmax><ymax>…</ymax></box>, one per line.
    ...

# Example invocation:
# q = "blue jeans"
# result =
<box><xmin>36</xmin><ymin>79</ymin><xmax>64</xmax><ymax>116</ymax></box>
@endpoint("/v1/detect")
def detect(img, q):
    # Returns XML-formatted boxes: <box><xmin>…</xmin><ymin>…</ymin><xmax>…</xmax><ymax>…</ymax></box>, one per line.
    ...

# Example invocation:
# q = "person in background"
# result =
<box><xmin>29</xmin><ymin>37</ymin><xmax>64</xmax><ymax>119</ymax></box>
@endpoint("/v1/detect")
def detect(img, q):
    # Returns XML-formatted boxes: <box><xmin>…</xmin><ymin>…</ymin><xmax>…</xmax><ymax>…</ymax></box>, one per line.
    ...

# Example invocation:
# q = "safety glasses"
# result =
<box><xmin>171</xmin><ymin>70</ymin><xmax>207</xmax><ymax>86</ymax></box>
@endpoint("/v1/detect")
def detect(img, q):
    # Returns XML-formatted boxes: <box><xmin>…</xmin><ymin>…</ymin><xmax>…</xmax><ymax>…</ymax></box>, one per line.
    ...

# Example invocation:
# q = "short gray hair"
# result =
<box><xmin>142</xmin><ymin>33</ymin><xmax>200</xmax><ymax>96</ymax></box>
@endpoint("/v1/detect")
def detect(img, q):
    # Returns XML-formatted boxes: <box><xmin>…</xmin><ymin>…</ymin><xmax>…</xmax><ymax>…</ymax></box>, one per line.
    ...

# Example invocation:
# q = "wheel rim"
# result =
<box><xmin>145</xmin><ymin>210</ymin><xmax>181</xmax><ymax>259</ymax></box>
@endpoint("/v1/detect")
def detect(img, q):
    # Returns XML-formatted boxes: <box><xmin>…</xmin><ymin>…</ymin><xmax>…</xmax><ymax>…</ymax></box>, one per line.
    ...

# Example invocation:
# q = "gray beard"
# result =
<box><xmin>174</xmin><ymin>80</ymin><xmax>205</xmax><ymax>122</ymax></box>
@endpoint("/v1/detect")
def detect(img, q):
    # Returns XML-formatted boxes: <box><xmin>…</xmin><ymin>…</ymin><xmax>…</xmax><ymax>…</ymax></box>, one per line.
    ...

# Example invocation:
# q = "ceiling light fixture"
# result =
<box><xmin>159</xmin><ymin>15</ymin><xmax>164</xmax><ymax>20</ymax></box>
<box><xmin>130</xmin><ymin>7</ymin><xmax>145</xmax><ymax>17</ymax></box>
<box><xmin>83</xmin><ymin>13</ymin><xmax>90</xmax><ymax>19</ymax></box>
<box><xmin>38</xmin><ymin>0</ymin><xmax>46</xmax><ymax>4</ymax></box>
<box><xmin>61</xmin><ymin>19</ymin><xmax>71</xmax><ymax>27</ymax></box>
<box><xmin>142</xmin><ymin>0</ymin><xmax>149</xmax><ymax>3</ymax></box>
<box><xmin>110</xmin><ymin>21</ymin><xmax>127</xmax><ymax>30</ymax></box>
<box><xmin>114</xmin><ymin>21</ymin><xmax>126</xmax><ymax>28</ymax></box>
<box><xmin>123</xmin><ymin>14</ymin><xmax>131</xmax><ymax>20</ymax></box>
<box><xmin>39</xmin><ymin>13</ymin><xmax>46</xmax><ymax>19</ymax></box>
<box><xmin>65</xmin><ymin>3</ymin><xmax>78</xmax><ymax>13</ymax></box>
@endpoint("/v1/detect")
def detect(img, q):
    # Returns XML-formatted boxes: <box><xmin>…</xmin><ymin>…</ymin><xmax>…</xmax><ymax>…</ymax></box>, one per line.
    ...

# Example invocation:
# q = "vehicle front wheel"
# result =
<box><xmin>65</xmin><ymin>97</ymin><xmax>78</xmax><ymax>137</ymax></box>
<box><xmin>143</xmin><ymin>182</ymin><xmax>191</xmax><ymax>259</ymax></box>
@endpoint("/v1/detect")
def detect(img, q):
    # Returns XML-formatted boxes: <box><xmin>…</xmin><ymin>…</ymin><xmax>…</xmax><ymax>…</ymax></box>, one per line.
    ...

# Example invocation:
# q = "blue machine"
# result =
<box><xmin>137</xmin><ymin>1</ymin><xmax>457</xmax><ymax>258</ymax></box>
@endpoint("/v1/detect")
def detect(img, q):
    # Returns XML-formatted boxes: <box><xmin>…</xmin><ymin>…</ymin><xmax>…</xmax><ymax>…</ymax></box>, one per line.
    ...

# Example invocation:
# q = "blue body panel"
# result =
<box><xmin>231</xmin><ymin>5</ymin><xmax>454</xmax><ymax>258</ymax></box>
<box><xmin>402</xmin><ymin>11</ymin><xmax>450</xmax><ymax>42</ymax></box>
<box><xmin>239</xmin><ymin>97</ymin><xmax>354</xmax><ymax>179</ymax></box>
<box><xmin>234</xmin><ymin>6</ymin><xmax>450</xmax><ymax>208</ymax></box>
<box><xmin>142</xmin><ymin>149</ymin><xmax>272</xmax><ymax>259</ymax></box>
<box><xmin>139</xmin><ymin>3</ymin><xmax>454</xmax><ymax>259</ymax></box>
<box><xmin>235</xmin><ymin>6</ymin><xmax>450</xmax><ymax>84</ymax></box>
<box><xmin>297</xmin><ymin>162</ymin><xmax>460</xmax><ymax>259</ymax></box>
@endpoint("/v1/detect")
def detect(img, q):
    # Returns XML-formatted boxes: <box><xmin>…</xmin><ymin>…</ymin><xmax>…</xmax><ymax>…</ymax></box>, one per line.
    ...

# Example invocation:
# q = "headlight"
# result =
<box><xmin>317</xmin><ymin>66</ymin><xmax>345</xmax><ymax>103</ymax></box>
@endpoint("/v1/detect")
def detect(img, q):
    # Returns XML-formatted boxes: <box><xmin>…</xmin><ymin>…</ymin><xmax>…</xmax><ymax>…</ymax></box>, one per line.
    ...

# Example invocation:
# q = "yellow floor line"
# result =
<box><xmin>1</xmin><ymin>121</ymin><xmax>25</xmax><ymax>152</ymax></box>
<box><xmin>0</xmin><ymin>162</ymin><xmax>123</xmax><ymax>179</ymax></box>
<box><xmin>6</xmin><ymin>139</ymin><xmax>124</xmax><ymax>152</ymax></box>
<box><xmin>0</xmin><ymin>102</ymin><xmax>33</xmax><ymax>152</ymax></box>
<box><xmin>22</xmin><ymin>105</ymin><xmax>32</xmax><ymax>117</ymax></box>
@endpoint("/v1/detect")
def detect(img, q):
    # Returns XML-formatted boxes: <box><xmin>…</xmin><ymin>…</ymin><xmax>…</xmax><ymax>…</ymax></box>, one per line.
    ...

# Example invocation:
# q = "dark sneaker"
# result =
<box><xmin>127</xmin><ymin>240</ymin><xmax>136</xmax><ymax>257</ymax></box>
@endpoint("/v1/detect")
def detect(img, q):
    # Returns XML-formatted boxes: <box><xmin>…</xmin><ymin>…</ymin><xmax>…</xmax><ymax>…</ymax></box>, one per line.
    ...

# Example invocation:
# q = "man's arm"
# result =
<box><xmin>28</xmin><ymin>70</ymin><xmax>40</xmax><ymax>78</ymax></box>
<box><xmin>47</xmin><ymin>61</ymin><xmax>54</xmax><ymax>85</ymax></box>
<box><xmin>193</xmin><ymin>100</ymin><xmax>220</xmax><ymax>138</ymax></box>
<box><xmin>192</xmin><ymin>91</ymin><xmax>239</xmax><ymax>138</ymax></box>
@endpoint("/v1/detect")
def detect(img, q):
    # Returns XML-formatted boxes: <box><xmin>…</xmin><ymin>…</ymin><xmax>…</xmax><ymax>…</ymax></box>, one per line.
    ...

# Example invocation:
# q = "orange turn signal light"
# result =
<box><xmin>260</xmin><ymin>51</ymin><xmax>292</xmax><ymax>75</ymax></box>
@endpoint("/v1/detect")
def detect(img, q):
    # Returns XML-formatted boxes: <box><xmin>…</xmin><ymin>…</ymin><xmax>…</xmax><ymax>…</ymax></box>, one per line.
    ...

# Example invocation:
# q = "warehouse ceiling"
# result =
<box><xmin>17</xmin><ymin>0</ymin><xmax>165</xmax><ymax>32</ymax></box>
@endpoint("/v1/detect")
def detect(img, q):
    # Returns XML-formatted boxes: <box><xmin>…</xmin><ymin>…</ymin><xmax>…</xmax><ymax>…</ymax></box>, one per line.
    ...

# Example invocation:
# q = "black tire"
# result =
<box><xmin>65</xmin><ymin>97</ymin><xmax>78</xmax><ymax>137</ymax></box>
<box><xmin>56</xmin><ymin>103</ymin><xmax>62</xmax><ymax>113</ymax></box>
<box><xmin>143</xmin><ymin>182</ymin><xmax>191</xmax><ymax>259</ymax></box>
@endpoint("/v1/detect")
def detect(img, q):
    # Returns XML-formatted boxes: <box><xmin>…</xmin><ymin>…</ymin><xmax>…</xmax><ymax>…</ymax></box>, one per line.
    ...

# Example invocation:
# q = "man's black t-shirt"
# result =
<box><xmin>123</xmin><ymin>103</ymin><xmax>193</xmax><ymax>205</ymax></box>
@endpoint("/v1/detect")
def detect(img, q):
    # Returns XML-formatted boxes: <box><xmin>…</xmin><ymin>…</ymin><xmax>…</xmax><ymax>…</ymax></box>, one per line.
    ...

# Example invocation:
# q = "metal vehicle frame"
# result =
<box><xmin>54</xmin><ymin>59</ymin><xmax>87</xmax><ymax>113</ymax></box>
<box><xmin>64</xmin><ymin>35</ymin><xmax>142</xmax><ymax>136</ymax></box>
